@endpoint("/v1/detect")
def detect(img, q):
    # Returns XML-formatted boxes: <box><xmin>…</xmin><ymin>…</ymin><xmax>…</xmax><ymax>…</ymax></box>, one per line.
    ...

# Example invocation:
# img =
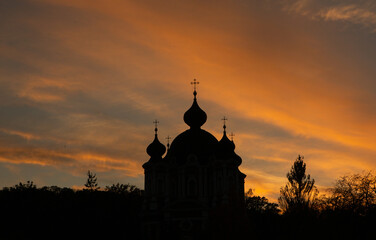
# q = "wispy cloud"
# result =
<box><xmin>283</xmin><ymin>0</ymin><xmax>376</xmax><ymax>32</ymax></box>
<box><xmin>0</xmin><ymin>146</ymin><xmax>143</xmax><ymax>177</ymax></box>
<box><xmin>0</xmin><ymin>128</ymin><xmax>41</xmax><ymax>141</ymax></box>
<box><xmin>319</xmin><ymin>4</ymin><xmax>376</xmax><ymax>31</ymax></box>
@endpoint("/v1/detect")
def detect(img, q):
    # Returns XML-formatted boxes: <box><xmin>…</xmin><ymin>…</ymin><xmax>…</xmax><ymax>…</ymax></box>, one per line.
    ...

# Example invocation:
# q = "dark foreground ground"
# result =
<box><xmin>1</xmin><ymin>187</ymin><xmax>375</xmax><ymax>240</ymax></box>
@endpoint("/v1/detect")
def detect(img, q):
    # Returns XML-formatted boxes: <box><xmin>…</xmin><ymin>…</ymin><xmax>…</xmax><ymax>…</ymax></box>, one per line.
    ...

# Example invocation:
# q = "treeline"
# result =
<box><xmin>1</xmin><ymin>163</ymin><xmax>376</xmax><ymax>239</ymax></box>
<box><xmin>0</xmin><ymin>173</ymin><xmax>143</xmax><ymax>239</ymax></box>
<box><xmin>246</xmin><ymin>155</ymin><xmax>376</xmax><ymax>239</ymax></box>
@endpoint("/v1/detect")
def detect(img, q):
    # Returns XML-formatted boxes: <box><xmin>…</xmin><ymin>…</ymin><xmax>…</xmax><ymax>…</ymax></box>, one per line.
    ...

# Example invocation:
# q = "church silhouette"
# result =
<box><xmin>142</xmin><ymin>81</ymin><xmax>247</xmax><ymax>239</ymax></box>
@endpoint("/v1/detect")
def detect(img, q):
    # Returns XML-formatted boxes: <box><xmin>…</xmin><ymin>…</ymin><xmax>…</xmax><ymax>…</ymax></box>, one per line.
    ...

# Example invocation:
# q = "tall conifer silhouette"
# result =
<box><xmin>279</xmin><ymin>155</ymin><xmax>318</xmax><ymax>214</ymax></box>
<box><xmin>85</xmin><ymin>170</ymin><xmax>99</xmax><ymax>191</ymax></box>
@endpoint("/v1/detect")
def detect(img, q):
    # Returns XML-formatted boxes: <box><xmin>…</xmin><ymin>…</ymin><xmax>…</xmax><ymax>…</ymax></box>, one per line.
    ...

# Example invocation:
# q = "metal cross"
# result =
<box><xmin>166</xmin><ymin>135</ymin><xmax>171</xmax><ymax>145</ymax></box>
<box><xmin>153</xmin><ymin>120</ymin><xmax>159</xmax><ymax>128</ymax></box>
<box><xmin>153</xmin><ymin>119</ymin><xmax>159</xmax><ymax>134</ymax></box>
<box><xmin>229</xmin><ymin>132</ymin><xmax>235</xmax><ymax>141</ymax></box>
<box><xmin>191</xmin><ymin>79</ymin><xmax>199</xmax><ymax>91</ymax></box>
<box><xmin>221</xmin><ymin>116</ymin><xmax>228</xmax><ymax>126</ymax></box>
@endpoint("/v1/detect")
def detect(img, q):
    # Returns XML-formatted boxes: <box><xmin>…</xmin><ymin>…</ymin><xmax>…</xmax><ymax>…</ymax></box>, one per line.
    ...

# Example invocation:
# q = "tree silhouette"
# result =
<box><xmin>322</xmin><ymin>171</ymin><xmax>376</xmax><ymax>216</ymax></box>
<box><xmin>279</xmin><ymin>155</ymin><xmax>318</xmax><ymax>214</ymax></box>
<box><xmin>105</xmin><ymin>183</ymin><xmax>141</xmax><ymax>195</ymax></box>
<box><xmin>84</xmin><ymin>170</ymin><xmax>99</xmax><ymax>191</ymax></box>
<box><xmin>9</xmin><ymin>180</ymin><xmax>37</xmax><ymax>191</ymax></box>
<box><xmin>245</xmin><ymin>188</ymin><xmax>280</xmax><ymax>215</ymax></box>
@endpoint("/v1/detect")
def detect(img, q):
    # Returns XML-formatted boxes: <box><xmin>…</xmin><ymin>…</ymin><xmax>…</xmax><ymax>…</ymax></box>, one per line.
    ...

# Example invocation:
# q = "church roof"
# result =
<box><xmin>167</xmin><ymin>128</ymin><xmax>218</xmax><ymax>165</ymax></box>
<box><xmin>145</xmin><ymin>81</ymin><xmax>242</xmax><ymax>167</ymax></box>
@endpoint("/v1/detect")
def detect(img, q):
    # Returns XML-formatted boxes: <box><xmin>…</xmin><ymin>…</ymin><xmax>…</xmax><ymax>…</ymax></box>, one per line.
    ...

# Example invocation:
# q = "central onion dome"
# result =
<box><xmin>167</xmin><ymin>90</ymin><xmax>217</xmax><ymax>165</ymax></box>
<box><xmin>183</xmin><ymin>90</ymin><xmax>207</xmax><ymax>129</ymax></box>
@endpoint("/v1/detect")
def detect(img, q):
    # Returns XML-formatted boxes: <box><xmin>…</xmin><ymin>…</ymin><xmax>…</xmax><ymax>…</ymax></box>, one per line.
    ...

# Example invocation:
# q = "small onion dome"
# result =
<box><xmin>216</xmin><ymin>125</ymin><xmax>242</xmax><ymax>166</ymax></box>
<box><xmin>183</xmin><ymin>91</ymin><xmax>207</xmax><ymax>129</ymax></box>
<box><xmin>146</xmin><ymin>130</ymin><xmax>166</xmax><ymax>158</ymax></box>
<box><xmin>217</xmin><ymin>129</ymin><xmax>235</xmax><ymax>153</ymax></box>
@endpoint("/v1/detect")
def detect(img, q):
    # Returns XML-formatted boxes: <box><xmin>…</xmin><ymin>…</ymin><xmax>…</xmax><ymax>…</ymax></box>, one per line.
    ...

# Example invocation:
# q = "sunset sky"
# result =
<box><xmin>1</xmin><ymin>0</ymin><xmax>376</xmax><ymax>202</ymax></box>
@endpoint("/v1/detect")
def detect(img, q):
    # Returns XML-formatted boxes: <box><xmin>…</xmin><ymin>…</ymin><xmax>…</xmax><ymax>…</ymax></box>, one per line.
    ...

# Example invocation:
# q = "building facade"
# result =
<box><xmin>142</xmin><ymin>88</ymin><xmax>246</xmax><ymax>239</ymax></box>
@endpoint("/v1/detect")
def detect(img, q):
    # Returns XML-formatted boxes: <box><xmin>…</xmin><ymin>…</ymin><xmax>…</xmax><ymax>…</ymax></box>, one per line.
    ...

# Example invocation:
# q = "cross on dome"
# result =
<box><xmin>153</xmin><ymin>119</ymin><xmax>159</xmax><ymax>134</ymax></box>
<box><xmin>166</xmin><ymin>135</ymin><xmax>171</xmax><ymax>150</ymax></box>
<box><xmin>222</xmin><ymin>116</ymin><xmax>228</xmax><ymax>131</ymax></box>
<box><xmin>191</xmin><ymin>79</ymin><xmax>199</xmax><ymax>98</ymax></box>
<box><xmin>229</xmin><ymin>132</ymin><xmax>235</xmax><ymax>141</ymax></box>
<box><xmin>221</xmin><ymin>116</ymin><xmax>228</xmax><ymax>125</ymax></box>
<box><xmin>191</xmin><ymin>78</ymin><xmax>199</xmax><ymax>91</ymax></box>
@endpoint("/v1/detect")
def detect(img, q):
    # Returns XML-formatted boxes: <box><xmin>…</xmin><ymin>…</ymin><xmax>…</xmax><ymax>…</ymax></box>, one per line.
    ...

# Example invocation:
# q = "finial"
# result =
<box><xmin>153</xmin><ymin>119</ymin><xmax>159</xmax><ymax>135</ymax></box>
<box><xmin>229</xmin><ymin>132</ymin><xmax>235</xmax><ymax>141</ymax></box>
<box><xmin>166</xmin><ymin>135</ymin><xmax>171</xmax><ymax>150</ymax></box>
<box><xmin>221</xmin><ymin>116</ymin><xmax>228</xmax><ymax>132</ymax></box>
<box><xmin>191</xmin><ymin>79</ymin><xmax>199</xmax><ymax>99</ymax></box>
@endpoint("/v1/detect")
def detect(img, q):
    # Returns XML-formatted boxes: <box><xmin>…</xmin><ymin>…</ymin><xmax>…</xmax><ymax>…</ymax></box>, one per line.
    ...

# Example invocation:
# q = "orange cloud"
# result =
<box><xmin>0</xmin><ymin>146</ymin><xmax>143</xmax><ymax>178</ymax></box>
<box><xmin>0</xmin><ymin>129</ymin><xmax>41</xmax><ymax>141</ymax></box>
